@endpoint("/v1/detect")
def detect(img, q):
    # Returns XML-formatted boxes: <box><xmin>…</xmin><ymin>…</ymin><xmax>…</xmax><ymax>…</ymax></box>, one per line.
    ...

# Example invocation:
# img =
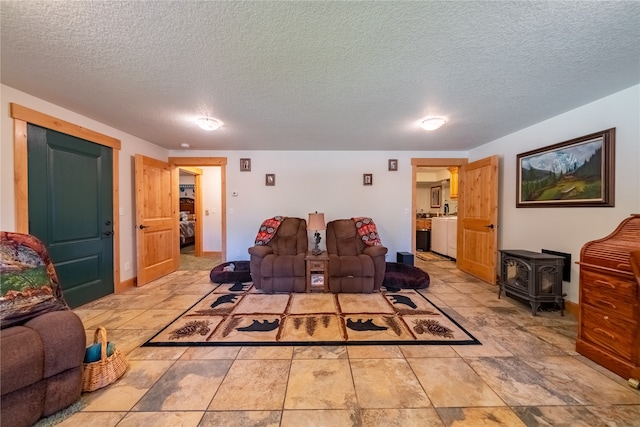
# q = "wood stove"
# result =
<box><xmin>498</xmin><ymin>249</ymin><xmax>565</xmax><ymax>316</ymax></box>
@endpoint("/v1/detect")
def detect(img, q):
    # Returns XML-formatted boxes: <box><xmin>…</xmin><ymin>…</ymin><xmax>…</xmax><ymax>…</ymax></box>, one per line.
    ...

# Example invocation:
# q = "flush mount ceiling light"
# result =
<box><xmin>419</xmin><ymin>117</ymin><xmax>447</xmax><ymax>131</ymax></box>
<box><xmin>180</xmin><ymin>143</ymin><xmax>190</xmax><ymax>148</ymax></box>
<box><xmin>196</xmin><ymin>117</ymin><xmax>223</xmax><ymax>131</ymax></box>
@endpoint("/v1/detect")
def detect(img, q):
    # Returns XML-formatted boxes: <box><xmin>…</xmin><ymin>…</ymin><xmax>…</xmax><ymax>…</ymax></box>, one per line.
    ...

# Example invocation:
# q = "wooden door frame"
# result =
<box><xmin>411</xmin><ymin>158</ymin><xmax>468</xmax><ymax>260</ymax></box>
<box><xmin>169</xmin><ymin>157</ymin><xmax>227</xmax><ymax>262</ymax></box>
<box><xmin>10</xmin><ymin>103</ymin><xmax>124</xmax><ymax>292</ymax></box>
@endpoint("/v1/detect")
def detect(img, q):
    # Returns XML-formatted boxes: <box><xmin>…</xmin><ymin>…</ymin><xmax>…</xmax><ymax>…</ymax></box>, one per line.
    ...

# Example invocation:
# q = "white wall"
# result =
<box><xmin>470</xmin><ymin>84</ymin><xmax>640</xmax><ymax>303</ymax></box>
<box><xmin>167</xmin><ymin>151</ymin><xmax>462</xmax><ymax>262</ymax></box>
<box><xmin>201</xmin><ymin>166</ymin><xmax>222</xmax><ymax>251</ymax></box>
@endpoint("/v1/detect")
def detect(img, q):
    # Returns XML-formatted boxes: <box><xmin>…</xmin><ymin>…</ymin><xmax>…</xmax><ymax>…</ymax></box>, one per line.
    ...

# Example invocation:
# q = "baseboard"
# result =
<box><xmin>564</xmin><ymin>300</ymin><xmax>579</xmax><ymax>319</ymax></box>
<box><xmin>116</xmin><ymin>276</ymin><xmax>136</xmax><ymax>293</ymax></box>
<box><xmin>203</xmin><ymin>251</ymin><xmax>222</xmax><ymax>257</ymax></box>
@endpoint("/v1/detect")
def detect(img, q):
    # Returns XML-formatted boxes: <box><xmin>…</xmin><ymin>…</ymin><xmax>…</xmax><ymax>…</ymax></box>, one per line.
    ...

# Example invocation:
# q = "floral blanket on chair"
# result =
<box><xmin>351</xmin><ymin>217</ymin><xmax>382</xmax><ymax>246</ymax></box>
<box><xmin>254</xmin><ymin>216</ymin><xmax>285</xmax><ymax>245</ymax></box>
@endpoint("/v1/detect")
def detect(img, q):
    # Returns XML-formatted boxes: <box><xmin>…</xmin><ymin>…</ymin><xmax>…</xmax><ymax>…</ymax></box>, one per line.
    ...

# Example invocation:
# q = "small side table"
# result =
<box><xmin>305</xmin><ymin>252</ymin><xmax>329</xmax><ymax>292</ymax></box>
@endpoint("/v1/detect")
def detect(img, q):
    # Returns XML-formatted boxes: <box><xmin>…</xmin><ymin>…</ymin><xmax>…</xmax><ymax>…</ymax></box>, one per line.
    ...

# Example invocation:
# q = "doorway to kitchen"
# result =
<box><xmin>411</xmin><ymin>158</ymin><xmax>467</xmax><ymax>263</ymax></box>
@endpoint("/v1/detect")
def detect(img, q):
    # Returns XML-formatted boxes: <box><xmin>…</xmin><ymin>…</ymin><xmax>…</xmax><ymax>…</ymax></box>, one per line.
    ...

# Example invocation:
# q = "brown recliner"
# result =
<box><xmin>248</xmin><ymin>217</ymin><xmax>308</xmax><ymax>293</ymax></box>
<box><xmin>325</xmin><ymin>219</ymin><xmax>388</xmax><ymax>293</ymax></box>
<box><xmin>0</xmin><ymin>232</ymin><xmax>85</xmax><ymax>427</ymax></box>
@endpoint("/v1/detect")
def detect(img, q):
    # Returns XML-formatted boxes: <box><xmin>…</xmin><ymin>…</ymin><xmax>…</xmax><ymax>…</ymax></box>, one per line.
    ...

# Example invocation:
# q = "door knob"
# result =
<box><xmin>486</xmin><ymin>224</ymin><xmax>495</xmax><ymax>229</ymax></box>
<box><xmin>139</xmin><ymin>225</ymin><xmax>150</xmax><ymax>229</ymax></box>
<box><xmin>103</xmin><ymin>231</ymin><xmax>114</xmax><ymax>236</ymax></box>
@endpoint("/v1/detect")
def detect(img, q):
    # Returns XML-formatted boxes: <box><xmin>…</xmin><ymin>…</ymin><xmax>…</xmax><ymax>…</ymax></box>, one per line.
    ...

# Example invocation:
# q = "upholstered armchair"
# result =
<box><xmin>248</xmin><ymin>217</ymin><xmax>308</xmax><ymax>293</ymax></box>
<box><xmin>0</xmin><ymin>232</ymin><xmax>85</xmax><ymax>427</ymax></box>
<box><xmin>325</xmin><ymin>218</ymin><xmax>388</xmax><ymax>293</ymax></box>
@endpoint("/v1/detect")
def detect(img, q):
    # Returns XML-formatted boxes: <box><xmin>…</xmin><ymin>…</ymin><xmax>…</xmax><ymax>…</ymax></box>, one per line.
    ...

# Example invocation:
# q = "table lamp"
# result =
<box><xmin>308</xmin><ymin>212</ymin><xmax>326</xmax><ymax>255</ymax></box>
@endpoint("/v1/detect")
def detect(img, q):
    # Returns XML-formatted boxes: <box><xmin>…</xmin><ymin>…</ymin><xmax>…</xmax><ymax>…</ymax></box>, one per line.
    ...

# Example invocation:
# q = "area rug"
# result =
<box><xmin>144</xmin><ymin>283</ymin><xmax>480</xmax><ymax>347</ymax></box>
<box><xmin>416</xmin><ymin>251</ymin><xmax>450</xmax><ymax>262</ymax></box>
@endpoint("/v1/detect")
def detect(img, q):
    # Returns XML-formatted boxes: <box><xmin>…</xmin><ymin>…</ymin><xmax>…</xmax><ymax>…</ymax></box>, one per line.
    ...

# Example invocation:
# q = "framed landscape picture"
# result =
<box><xmin>516</xmin><ymin>128</ymin><xmax>615</xmax><ymax>207</ymax></box>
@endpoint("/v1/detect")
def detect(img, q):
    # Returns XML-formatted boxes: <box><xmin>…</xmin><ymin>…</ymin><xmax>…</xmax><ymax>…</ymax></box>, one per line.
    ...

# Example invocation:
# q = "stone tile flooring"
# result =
<box><xmin>62</xmin><ymin>258</ymin><xmax>640</xmax><ymax>426</ymax></box>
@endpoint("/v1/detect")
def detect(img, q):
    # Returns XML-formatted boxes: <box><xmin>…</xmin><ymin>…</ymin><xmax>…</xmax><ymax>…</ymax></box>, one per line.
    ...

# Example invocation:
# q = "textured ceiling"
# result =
<box><xmin>1</xmin><ymin>1</ymin><xmax>639</xmax><ymax>151</ymax></box>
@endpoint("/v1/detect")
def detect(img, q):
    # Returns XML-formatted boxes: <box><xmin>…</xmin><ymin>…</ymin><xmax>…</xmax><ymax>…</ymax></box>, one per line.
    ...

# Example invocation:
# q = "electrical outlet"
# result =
<box><xmin>124</xmin><ymin>262</ymin><xmax>131</xmax><ymax>271</ymax></box>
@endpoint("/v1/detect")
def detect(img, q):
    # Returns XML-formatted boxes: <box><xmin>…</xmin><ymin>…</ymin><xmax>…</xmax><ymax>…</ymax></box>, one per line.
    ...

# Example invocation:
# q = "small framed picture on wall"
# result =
<box><xmin>240</xmin><ymin>158</ymin><xmax>251</xmax><ymax>172</ymax></box>
<box><xmin>363</xmin><ymin>174</ymin><xmax>373</xmax><ymax>186</ymax></box>
<box><xmin>388</xmin><ymin>159</ymin><xmax>398</xmax><ymax>171</ymax></box>
<box><xmin>431</xmin><ymin>186</ymin><xmax>442</xmax><ymax>208</ymax></box>
<box><xmin>265</xmin><ymin>174</ymin><xmax>276</xmax><ymax>186</ymax></box>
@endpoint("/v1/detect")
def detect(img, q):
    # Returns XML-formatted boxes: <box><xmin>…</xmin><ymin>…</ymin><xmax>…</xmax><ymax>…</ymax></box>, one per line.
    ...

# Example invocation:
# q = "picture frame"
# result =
<box><xmin>265</xmin><ymin>174</ymin><xmax>276</xmax><ymax>186</ymax></box>
<box><xmin>516</xmin><ymin>128</ymin><xmax>615</xmax><ymax>207</ymax></box>
<box><xmin>388</xmin><ymin>159</ymin><xmax>398</xmax><ymax>171</ymax></box>
<box><xmin>240</xmin><ymin>158</ymin><xmax>251</xmax><ymax>172</ymax></box>
<box><xmin>363</xmin><ymin>173</ymin><xmax>373</xmax><ymax>186</ymax></box>
<box><xmin>430</xmin><ymin>186</ymin><xmax>441</xmax><ymax>208</ymax></box>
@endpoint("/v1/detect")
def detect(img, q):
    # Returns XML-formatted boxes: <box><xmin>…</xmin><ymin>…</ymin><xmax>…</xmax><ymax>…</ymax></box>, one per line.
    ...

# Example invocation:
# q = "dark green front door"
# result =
<box><xmin>28</xmin><ymin>124</ymin><xmax>114</xmax><ymax>308</ymax></box>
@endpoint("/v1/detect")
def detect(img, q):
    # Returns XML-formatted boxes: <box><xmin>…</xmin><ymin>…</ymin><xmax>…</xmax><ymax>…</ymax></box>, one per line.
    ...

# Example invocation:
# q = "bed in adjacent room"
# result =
<box><xmin>179</xmin><ymin>197</ymin><xmax>196</xmax><ymax>247</ymax></box>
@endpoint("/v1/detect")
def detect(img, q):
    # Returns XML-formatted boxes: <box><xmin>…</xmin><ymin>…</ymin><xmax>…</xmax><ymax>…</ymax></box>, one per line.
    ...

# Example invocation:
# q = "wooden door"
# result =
<box><xmin>27</xmin><ymin>124</ymin><xmax>114</xmax><ymax>307</ymax></box>
<box><xmin>457</xmin><ymin>155</ymin><xmax>499</xmax><ymax>284</ymax></box>
<box><xmin>135</xmin><ymin>154</ymin><xmax>179</xmax><ymax>286</ymax></box>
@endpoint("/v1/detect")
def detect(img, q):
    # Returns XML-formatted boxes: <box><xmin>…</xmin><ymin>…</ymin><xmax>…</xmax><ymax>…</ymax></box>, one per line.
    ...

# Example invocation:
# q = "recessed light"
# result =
<box><xmin>419</xmin><ymin>117</ymin><xmax>447</xmax><ymax>131</ymax></box>
<box><xmin>196</xmin><ymin>117</ymin><xmax>223</xmax><ymax>131</ymax></box>
<box><xmin>181</xmin><ymin>143</ymin><xmax>190</xmax><ymax>148</ymax></box>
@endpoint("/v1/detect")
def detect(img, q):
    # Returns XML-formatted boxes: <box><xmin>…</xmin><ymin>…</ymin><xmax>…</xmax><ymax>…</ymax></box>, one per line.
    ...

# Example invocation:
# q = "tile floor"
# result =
<box><xmin>62</xmin><ymin>258</ymin><xmax>640</xmax><ymax>427</ymax></box>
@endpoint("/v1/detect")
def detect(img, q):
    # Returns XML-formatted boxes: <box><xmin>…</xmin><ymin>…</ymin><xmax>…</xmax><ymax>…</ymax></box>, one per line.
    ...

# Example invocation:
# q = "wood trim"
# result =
<box><xmin>564</xmin><ymin>300</ymin><xmax>579</xmax><ymax>320</ymax></box>
<box><xmin>11</xmin><ymin>104</ymin><xmax>124</xmax><ymax>294</ymax></box>
<box><xmin>119</xmin><ymin>276</ymin><xmax>136</xmax><ymax>292</ymax></box>
<box><xmin>170</xmin><ymin>157</ymin><xmax>227</xmax><ymax>262</ymax></box>
<box><xmin>411</xmin><ymin>158</ymin><xmax>468</xmax><ymax>167</ymax></box>
<box><xmin>179</xmin><ymin>166</ymin><xmax>203</xmax><ymax>175</ymax></box>
<box><xmin>13</xmin><ymin>119</ymin><xmax>28</xmax><ymax>233</ymax></box>
<box><xmin>10</xmin><ymin>103</ymin><xmax>121</xmax><ymax>150</ymax></box>
<box><xmin>194</xmin><ymin>173</ymin><xmax>203</xmax><ymax>257</ymax></box>
<box><xmin>112</xmin><ymin>152</ymin><xmax>122</xmax><ymax>293</ymax></box>
<box><xmin>169</xmin><ymin>157</ymin><xmax>227</xmax><ymax>166</ymax></box>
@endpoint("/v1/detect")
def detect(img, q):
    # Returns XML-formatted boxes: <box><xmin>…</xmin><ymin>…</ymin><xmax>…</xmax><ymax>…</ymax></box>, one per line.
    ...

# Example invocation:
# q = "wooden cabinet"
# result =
<box><xmin>576</xmin><ymin>214</ymin><xmax>640</xmax><ymax>382</ymax></box>
<box><xmin>448</xmin><ymin>167</ymin><xmax>459</xmax><ymax>199</ymax></box>
<box><xmin>305</xmin><ymin>252</ymin><xmax>329</xmax><ymax>292</ymax></box>
<box><xmin>416</xmin><ymin>218</ymin><xmax>431</xmax><ymax>230</ymax></box>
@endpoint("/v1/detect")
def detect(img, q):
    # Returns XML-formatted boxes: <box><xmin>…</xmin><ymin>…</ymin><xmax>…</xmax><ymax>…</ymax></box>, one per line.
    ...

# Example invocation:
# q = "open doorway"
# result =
<box><xmin>178</xmin><ymin>167</ymin><xmax>199</xmax><ymax>263</ymax></box>
<box><xmin>171</xmin><ymin>157</ymin><xmax>227</xmax><ymax>270</ymax></box>
<box><xmin>415</xmin><ymin>166</ymin><xmax>459</xmax><ymax>261</ymax></box>
<box><xmin>411</xmin><ymin>158</ymin><xmax>467</xmax><ymax>261</ymax></box>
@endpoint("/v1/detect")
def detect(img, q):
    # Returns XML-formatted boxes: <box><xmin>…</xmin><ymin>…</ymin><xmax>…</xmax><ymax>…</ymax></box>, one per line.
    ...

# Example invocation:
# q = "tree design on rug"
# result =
<box><xmin>169</xmin><ymin>320</ymin><xmax>211</xmax><ymax>340</ymax></box>
<box><xmin>413</xmin><ymin>319</ymin><xmax>454</xmax><ymax>338</ymax></box>
<box><xmin>382</xmin><ymin>316</ymin><xmax>403</xmax><ymax>336</ymax></box>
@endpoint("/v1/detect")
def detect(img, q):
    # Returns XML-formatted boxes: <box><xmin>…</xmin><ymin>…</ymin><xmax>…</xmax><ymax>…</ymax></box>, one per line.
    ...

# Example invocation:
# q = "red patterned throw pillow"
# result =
<box><xmin>352</xmin><ymin>217</ymin><xmax>382</xmax><ymax>246</ymax></box>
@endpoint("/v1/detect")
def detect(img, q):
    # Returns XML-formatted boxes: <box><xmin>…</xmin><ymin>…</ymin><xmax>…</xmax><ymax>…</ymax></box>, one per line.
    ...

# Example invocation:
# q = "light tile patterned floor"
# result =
<box><xmin>62</xmin><ymin>258</ymin><xmax>640</xmax><ymax>427</ymax></box>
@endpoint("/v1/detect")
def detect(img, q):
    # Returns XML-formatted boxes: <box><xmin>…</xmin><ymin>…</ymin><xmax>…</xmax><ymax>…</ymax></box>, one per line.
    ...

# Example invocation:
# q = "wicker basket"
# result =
<box><xmin>82</xmin><ymin>326</ymin><xmax>128</xmax><ymax>392</ymax></box>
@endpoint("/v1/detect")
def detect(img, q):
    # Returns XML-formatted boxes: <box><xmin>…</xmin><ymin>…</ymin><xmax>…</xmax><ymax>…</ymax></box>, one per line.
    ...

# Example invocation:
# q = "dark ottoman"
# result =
<box><xmin>209</xmin><ymin>261</ymin><xmax>252</xmax><ymax>284</ymax></box>
<box><xmin>383</xmin><ymin>262</ymin><xmax>430</xmax><ymax>290</ymax></box>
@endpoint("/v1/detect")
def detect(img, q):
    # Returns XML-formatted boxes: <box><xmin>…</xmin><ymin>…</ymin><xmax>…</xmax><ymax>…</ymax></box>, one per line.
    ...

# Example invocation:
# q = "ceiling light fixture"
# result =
<box><xmin>419</xmin><ymin>117</ymin><xmax>447</xmax><ymax>131</ymax></box>
<box><xmin>196</xmin><ymin>117</ymin><xmax>223</xmax><ymax>131</ymax></box>
<box><xmin>180</xmin><ymin>143</ymin><xmax>190</xmax><ymax>148</ymax></box>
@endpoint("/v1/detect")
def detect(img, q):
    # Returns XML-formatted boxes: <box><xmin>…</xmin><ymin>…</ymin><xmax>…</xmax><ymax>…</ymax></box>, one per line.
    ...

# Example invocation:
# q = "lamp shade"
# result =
<box><xmin>308</xmin><ymin>213</ymin><xmax>326</xmax><ymax>231</ymax></box>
